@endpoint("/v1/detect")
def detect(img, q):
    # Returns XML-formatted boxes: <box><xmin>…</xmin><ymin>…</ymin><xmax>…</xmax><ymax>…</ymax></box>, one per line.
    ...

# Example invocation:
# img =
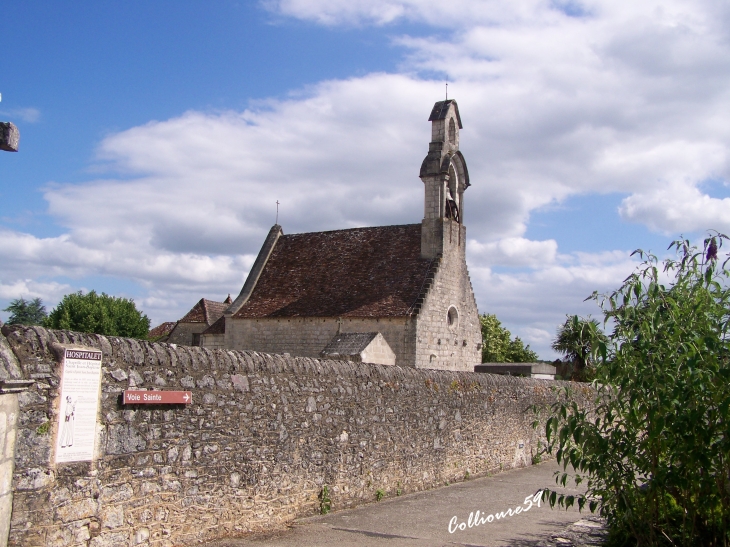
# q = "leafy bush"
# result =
<box><xmin>541</xmin><ymin>235</ymin><xmax>730</xmax><ymax>546</ymax></box>
<box><xmin>480</xmin><ymin>313</ymin><xmax>539</xmax><ymax>362</ymax></box>
<box><xmin>45</xmin><ymin>290</ymin><xmax>150</xmax><ymax>339</ymax></box>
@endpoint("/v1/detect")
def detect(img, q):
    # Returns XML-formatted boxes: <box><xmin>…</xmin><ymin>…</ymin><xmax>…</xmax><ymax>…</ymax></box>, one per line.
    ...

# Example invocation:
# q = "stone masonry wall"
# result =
<box><xmin>199</xmin><ymin>333</ymin><xmax>225</xmax><ymax>350</ymax></box>
<box><xmin>165</xmin><ymin>323</ymin><xmax>206</xmax><ymax>347</ymax></box>
<box><xmin>2</xmin><ymin>325</ymin><xmax>593</xmax><ymax>547</ymax></box>
<box><xmin>225</xmin><ymin>316</ymin><xmax>412</xmax><ymax>366</ymax></box>
<box><xmin>415</xmin><ymin>222</ymin><xmax>481</xmax><ymax>371</ymax></box>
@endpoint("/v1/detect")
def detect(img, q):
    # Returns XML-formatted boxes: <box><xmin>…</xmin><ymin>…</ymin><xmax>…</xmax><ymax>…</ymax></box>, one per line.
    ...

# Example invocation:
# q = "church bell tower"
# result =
<box><xmin>419</xmin><ymin>100</ymin><xmax>470</xmax><ymax>259</ymax></box>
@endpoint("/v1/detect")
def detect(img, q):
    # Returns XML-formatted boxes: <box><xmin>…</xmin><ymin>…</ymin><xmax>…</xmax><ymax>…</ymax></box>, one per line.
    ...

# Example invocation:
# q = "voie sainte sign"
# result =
<box><xmin>123</xmin><ymin>390</ymin><xmax>192</xmax><ymax>405</ymax></box>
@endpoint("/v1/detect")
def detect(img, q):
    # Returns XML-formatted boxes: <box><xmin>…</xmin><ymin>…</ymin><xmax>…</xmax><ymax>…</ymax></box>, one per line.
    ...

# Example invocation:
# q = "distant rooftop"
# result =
<box><xmin>148</xmin><ymin>322</ymin><xmax>176</xmax><ymax>339</ymax></box>
<box><xmin>180</xmin><ymin>296</ymin><xmax>232</xmax><ymax>325</ymax></box>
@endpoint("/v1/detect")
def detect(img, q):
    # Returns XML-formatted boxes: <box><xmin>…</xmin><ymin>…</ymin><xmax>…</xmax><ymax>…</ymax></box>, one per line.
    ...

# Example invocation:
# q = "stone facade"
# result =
<box><xmin>2</xmin><ymin>324</ymin><xmax>594</xmax><ymax>547</ymax></box>
<box><xmin>217</xmin><ymin>100</ymin><xmax>481</xmax><ymax>371</ymax></box>
<box><xmin>413</xmin><ymin>223</ymin><xmax>481</xmax><ymax>371</ymax></box>
<box><xmin>164</xmin><ymin>322</ymin><xmax>208</xmax><ymax>347</ymax></box>
<box><xmin>227</xmin><ymin>317</ymin><xmax>411</xmax><ymax>365</ymax></box>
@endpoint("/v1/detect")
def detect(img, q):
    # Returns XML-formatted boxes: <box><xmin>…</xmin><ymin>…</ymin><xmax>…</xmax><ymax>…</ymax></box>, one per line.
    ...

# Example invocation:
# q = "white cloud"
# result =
<box><xmin>619</xmin><ymin>182</ymin><xmax>730</xmax><ymax>234</ymax></box>
<box><xmin>4</xmin><ymin>0</ymin><xmax>730</xmax><ymax>344</ymax></box>
<box><xmin>0</xmin><ymin>280</ymin><xmax>71</xmax><ymax>302</ymax></box>
<box><xmin>0</xmin><ymin>107</ymin><xmax>41</xmax><ymax>123</ymax></box>
<box><xmin>468</xmin><ymin>237</ymin><xmax>558</xmax><ymax>268</ymax></box>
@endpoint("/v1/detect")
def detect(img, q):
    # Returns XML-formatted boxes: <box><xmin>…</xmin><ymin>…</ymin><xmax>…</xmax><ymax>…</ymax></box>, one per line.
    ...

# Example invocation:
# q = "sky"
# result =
<box><xmin>1</xmin><ymin>0</ymin><xmax>729</xmax><ymax>359</ymax></box>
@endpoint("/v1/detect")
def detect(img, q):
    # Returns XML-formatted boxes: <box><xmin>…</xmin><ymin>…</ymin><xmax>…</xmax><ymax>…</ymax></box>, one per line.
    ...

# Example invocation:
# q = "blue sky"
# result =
<box><xmin>2</xmin><ymin>0</ymin><xmax>730</xmax><ymax>358</ymax></box>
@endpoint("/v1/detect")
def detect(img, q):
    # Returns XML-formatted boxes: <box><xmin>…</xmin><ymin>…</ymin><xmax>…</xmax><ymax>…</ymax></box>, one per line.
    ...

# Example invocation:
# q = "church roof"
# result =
<box><xmin>320</xmin><ymin>332</ymin><xmax>379</xmax><ymax>357</ymax></box>
<box><xmin>233</xmin><ymin>224</ymin><xmax>434</xmax><ymax>318</ymax></box>
<box><xmin>179</xmin><ymin>298</ymin><xmax>230</xmax><ymax>325</ymax></box>
<box><xmin>428</xmin><ymin>99</ymin><xmax>463</xmax><ymax>128</ymax></box>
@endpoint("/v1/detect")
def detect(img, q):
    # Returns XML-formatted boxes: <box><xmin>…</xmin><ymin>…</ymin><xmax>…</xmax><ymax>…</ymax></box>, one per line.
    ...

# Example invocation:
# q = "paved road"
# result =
<box><xmin>208</xmin><ymin>462</ymin><xmax>589</xmax><ymax>547</ymax></box>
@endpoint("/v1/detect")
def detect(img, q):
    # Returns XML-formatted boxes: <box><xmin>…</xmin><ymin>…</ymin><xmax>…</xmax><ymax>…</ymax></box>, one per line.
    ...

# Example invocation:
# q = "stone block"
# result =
<box><xmin>0</xmin><ymin>123</ymin><xmax>19</xmax><ymax>152</ymax></box>
<box><xmin>101</xmin><ymin>505</ymin><xmax>124</xmax><ymax>529</ymax></box>
<box><xmin>106</xmin><ymin>423</ymin><xmax>147</xmax><ymax>454</ymax></box>
<box><xmin>90</xmin><ymin>531</ymin><xmax>129</xmax><ymax>547</ymax></box>
<box><xmin>55</xmin><ymin>498</ymin><xmax>98</xmax><ymax>522</ymax></box>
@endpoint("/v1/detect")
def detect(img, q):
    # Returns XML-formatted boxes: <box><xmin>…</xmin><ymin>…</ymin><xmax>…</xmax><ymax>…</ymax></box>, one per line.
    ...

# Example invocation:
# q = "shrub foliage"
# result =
<box><xmin>45</xmin><ymin>290</ymin><xmax>150</xmax><ymax>339</ymax></box>
<box><xmin>541</xmin><ymin>235</ymin><xmax>730</xmax><ymax>546</ymax></box>
<box><xmin>480</xmin><ymin>313</ymin><xmax>539</xmax><ymax>363</ymax></box>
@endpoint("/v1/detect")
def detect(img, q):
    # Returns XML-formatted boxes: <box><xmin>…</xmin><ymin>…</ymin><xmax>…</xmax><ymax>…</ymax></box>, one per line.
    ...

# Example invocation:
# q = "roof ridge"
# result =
<box><xmin>281</xmin><ymin>223</ymin><xmax>420</xmax><ymax>238</ymax></box>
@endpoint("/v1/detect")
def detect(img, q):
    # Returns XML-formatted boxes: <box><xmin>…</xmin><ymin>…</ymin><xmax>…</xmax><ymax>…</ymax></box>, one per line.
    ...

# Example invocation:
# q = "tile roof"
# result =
<box><xmin>148</xmin><ymin>322</ymin><xmax>176</xmax><ymax>338</ymax></box>
<box><xmin>234</xmin><ymin>224</ymin><xmax>434</xmax><ymax>318</ymax></box>
<box><xmin>320</xmin><ymin>332</ymin><xmax>378</xmax><ymax>357</ymax></box>
<box><xmin>179</xmin><ymin>298</ymin><xmax>229</xmax><ymax>325</ymax></box>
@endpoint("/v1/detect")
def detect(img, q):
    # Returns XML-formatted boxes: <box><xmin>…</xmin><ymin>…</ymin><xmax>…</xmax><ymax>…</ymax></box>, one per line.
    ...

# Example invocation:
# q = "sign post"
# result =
<box><xmin>123</xmin><ymin>390</ymin><xmax>192</xmax><ymax>405</ymax></box>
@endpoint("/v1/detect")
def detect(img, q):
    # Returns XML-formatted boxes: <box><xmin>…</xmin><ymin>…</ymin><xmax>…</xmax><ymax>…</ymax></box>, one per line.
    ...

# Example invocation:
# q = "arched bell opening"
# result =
<box><xmin>445</xmin><ymin>163</ymin><xmax>460</xmax><ymax>222</ymax></box>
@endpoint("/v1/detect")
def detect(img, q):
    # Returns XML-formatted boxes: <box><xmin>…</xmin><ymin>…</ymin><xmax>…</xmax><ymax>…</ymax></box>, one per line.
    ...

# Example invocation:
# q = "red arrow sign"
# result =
<box><xmin>123</xmin><ymin>390</ymin><xmax>192</xmax><ymax>405</ymax></box>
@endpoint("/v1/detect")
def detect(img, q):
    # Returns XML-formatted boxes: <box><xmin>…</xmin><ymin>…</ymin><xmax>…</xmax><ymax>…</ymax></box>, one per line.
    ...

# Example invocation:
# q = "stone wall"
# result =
<box><xmin>225</xmin><ymin>316</ymin><xmax>412</xmax><ymax>366</ymax></box>
<box><xmin>1</xmin><ymin>324</ymin><xmax>593</xmax><ymax>547</ymax></box>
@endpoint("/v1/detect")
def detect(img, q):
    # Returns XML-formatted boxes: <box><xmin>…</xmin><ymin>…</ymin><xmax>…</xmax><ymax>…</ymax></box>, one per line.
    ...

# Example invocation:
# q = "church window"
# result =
<box><xmin>449</xmin><ymin>118</ymin><xmax>456</xmax><ymax>144</ymax></box>
<box><xmin>447</xmin><ymin>306</ymin><xmax>459</xmax><ymax>330</ymax></box>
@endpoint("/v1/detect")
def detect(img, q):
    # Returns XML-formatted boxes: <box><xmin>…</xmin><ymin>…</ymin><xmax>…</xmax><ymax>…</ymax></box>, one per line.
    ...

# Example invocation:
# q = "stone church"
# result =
<box><xmin>201</xmin><ymin>100</ymin><xmax>481</xmax><ymax>371</ymax></box>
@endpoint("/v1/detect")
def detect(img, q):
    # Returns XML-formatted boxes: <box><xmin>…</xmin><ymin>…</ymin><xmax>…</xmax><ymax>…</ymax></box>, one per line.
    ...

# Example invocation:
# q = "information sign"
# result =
<box><xmin>55</xmin><ymin>349</ymin><xmax>103</xmax><ymax>463</ymax></box>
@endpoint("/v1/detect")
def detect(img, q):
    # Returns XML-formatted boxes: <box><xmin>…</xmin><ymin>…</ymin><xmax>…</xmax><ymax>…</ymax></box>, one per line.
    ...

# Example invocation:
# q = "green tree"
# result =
<box><xmin>2</xmin><ymin>297</ymin><xmax>47</xmax><ymax>325</ymax></box>
<box><xmin>552</xmin><ymin>315</ymin><xmax>607</xmax><ymax>380</ymax></box>
<box><xmin>45</xmin><ymin>291</ymin><xmax>150</xmax><ymax>338</ymax></box>
<box><xmin>540</xmin><ymin>235</ymin><xmax>730</xmax><ymax>546</ymax></box>
<box><xmin>480</xmin><ymin>313</ymin><xmax>539</xmax><ymax>362</ymax></box>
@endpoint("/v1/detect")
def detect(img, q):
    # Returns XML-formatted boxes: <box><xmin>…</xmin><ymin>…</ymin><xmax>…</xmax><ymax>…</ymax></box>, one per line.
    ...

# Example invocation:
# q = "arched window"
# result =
<box><xmin>449</xmin><ymin>118</ymin><xmax>456</xmax><ymax>144</ymax></box>
<box><xmin>445</xmin><ymin>163</ymin><xmax>460</xmax><ymax>222</ymax></box>
<box><xmin>447</xmin><ymin>306</ymin><xmax>459</xmax><ymax>330</ymax></box>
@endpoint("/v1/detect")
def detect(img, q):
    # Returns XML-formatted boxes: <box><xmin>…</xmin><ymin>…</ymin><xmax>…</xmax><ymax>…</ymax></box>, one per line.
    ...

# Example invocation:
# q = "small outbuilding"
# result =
<box><xmin>320</xmin><ymin>332</ymin><xmax>396</xmax><ymax>366</ymax></box>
